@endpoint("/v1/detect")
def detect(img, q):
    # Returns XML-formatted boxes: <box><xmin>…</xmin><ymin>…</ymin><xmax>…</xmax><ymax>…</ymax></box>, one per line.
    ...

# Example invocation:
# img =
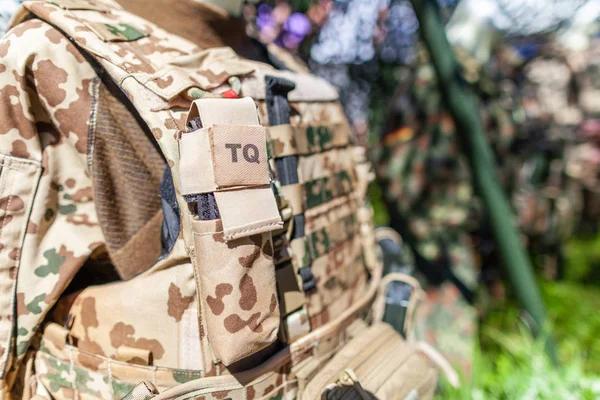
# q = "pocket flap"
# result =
<box><xmin>179</xmin><ymin>97</ymin><xmax>282</xmax><ymax>240</ymax></box>
<box><xmin>133</xmin><ymin>49</ymin><xmax>256</xmax><ymax>101</ymax></box>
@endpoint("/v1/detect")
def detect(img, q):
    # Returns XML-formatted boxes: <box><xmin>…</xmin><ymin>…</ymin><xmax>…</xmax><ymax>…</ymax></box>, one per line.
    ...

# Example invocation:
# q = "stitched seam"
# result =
<box><xmin>0</xmin><ymin>158</ymin><xmax>10</xmax><ymax>248</ymax></box>
<box><xmin>87</xmin><ymin>77</ymin><xmax>101</xmax><ymax>173</ymax></box>
<box><xmin>68</xmin><ymin>345</ymin><xmax>79</xmax><ymax>400</ymax></box>
<box><xmin>226</xmin><ymin>222</ymin><xmax>282</xmax><ymax>235</ymax></box>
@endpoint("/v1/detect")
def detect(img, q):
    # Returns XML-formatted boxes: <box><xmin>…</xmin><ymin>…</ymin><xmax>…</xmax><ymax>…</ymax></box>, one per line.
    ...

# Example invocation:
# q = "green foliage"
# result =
<box><xmin>437</xmin><ymin>324</ymin><xmax>600</xmax><ymax>399</ymax></box>
<box><xmin>436</xmin><ymin>273</ymin><xmax>600</xmax><ymax>398</ymax></box>
<box><xmin>541</xmin><ymin>281</ymin><xmax>600</xmax><ymax>373</ymax></box>
<box><xmin>368</xmin><ymin>183</ymin><xmax>390</xmax><ymax>227</ymax></box>
<box><xmin>564</xmin><ymin>233</ymin><xmax>600</xmax><ymax>283</ymax></box>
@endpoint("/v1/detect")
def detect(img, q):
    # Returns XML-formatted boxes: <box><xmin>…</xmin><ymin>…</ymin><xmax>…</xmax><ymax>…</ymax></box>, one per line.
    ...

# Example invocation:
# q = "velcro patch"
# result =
<box><xmin>85</xmin><ymin>22</ymin><xmax>147</xmax><ymax>42</ymax></box>
<box><xmin>210</xmin><ymin>125</ymin><xmax>270</xmax><ymax>189</ymax></box>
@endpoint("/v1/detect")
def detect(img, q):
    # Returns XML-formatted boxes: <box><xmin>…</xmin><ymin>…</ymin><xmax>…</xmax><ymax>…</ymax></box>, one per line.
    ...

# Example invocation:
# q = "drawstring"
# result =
<box><xmin>416</xmin><ymin>341</ymin><xmax>460</xmax><ymax>388</ymax></box>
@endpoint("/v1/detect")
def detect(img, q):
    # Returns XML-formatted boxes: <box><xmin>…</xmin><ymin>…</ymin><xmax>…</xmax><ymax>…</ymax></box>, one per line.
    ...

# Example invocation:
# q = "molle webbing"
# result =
<box><xmin>265</xmin><ymin>75</ymin><xmax>317</xmax><ymax>293</ymax></box>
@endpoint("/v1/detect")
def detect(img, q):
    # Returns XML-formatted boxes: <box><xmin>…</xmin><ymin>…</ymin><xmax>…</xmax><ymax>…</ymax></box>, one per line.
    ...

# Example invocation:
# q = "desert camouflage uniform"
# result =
<box><xmin>0</xmin><ymin>14</ymin><xmax>109</xmax><ymax>396</ymax></box>
<box><xmin>377</xmin><ymin>39</ymin><xmax>597</xmax><ymax>375</ymax></box>
<box><xmin>375</xmin><ymin>46</ymin><xmax>526</xmax><ymax>375</ymax></box>
<box><xmin>0</xmin><ymin>0</ymin><xmax>439</xmax><ymax>398</ymax></box>
<box><xmin>376</xmin><ymin>60</ymin><xmax>476</xmax><ymax>376</ymax></box>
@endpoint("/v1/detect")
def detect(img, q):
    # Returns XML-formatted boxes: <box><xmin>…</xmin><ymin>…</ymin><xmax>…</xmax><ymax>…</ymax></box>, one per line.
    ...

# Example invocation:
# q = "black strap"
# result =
<box><xmin>159</xmin><ymin>166</ymin><xmax>181</xmax><ymax>259</ymax></box>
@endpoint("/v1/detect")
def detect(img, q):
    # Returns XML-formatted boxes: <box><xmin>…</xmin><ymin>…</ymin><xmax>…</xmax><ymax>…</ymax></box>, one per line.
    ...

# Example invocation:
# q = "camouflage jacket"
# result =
<box><xmin>0</xmin><ymin>0</ymin><xmax>441</xmax><ymax>399</ymax></box>
<box><xmin>375</xmin><ymin>56</ymin><xmax>520</xmax><ymax>292</ymax></box>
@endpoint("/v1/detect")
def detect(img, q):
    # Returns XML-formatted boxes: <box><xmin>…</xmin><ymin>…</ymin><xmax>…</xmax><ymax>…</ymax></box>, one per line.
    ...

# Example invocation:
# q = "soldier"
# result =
<box><xmin>375</xmin><ymin>40</ymin><xmax>529</xmax><ymax>376</ymax></box>
<box><xmin>0</xmin><ymin>0</ymin><xmax>444</xmax><ymax>398</ymax></box>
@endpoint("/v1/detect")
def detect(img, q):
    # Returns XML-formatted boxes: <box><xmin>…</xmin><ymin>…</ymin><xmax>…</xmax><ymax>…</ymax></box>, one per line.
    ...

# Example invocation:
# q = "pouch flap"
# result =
<box><xmin>214</xmin><ymin>187</ymin><xmax>282</xmax><ymax>240</ymax></box>
<box><xmin>134</xmin><ymin>49</ymin><xmax>256</xmax><ymax>101</ymax></box>
<box><xmin>211</xmin><ymin>124</ymin><xmax>269</xmax><ymax>188</ymax></box>
<box><xmin>186</xmin><ymin>96</ymin><xmax>259</xmax><ymax>127</ymax></box>
<box><xmin>180</xmin><ymin>97</ymin><xmax>263</xmax><ymax>195</ymax></box>
<box><xmin>179</xmin><ymin>124</ymin><xmax>270</xmax><ymax>194</ymax></box>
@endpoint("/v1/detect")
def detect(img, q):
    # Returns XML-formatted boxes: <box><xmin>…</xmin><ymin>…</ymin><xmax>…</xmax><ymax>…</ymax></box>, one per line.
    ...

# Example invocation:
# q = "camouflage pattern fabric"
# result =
<box><xmin>375</xmin><ymin>46</ymin><xmax>528</xmax><ymax>376</ymax></box>
<box><xmin>377</xmin><ymin>38</ymin><xmax>600</xmax><ymax>374</ymax></box>
<box><xmin>0</xmin><ymin>15</ymin><xmax>107</xmax><ymax>394</ymax></box>
<box><xmin>0</xmin><ymin>0</ymin><xmax>423</xmax><ymax>398</ymax></box>
<box><xmin>376</xmin><ymin>58</ymin><xmax>481</xmax><ymax>376</ymax></box>
<box><xmin>566</xmin><ymin>38</ymin><xmax>600</xmax><ymax>233</ymax></box>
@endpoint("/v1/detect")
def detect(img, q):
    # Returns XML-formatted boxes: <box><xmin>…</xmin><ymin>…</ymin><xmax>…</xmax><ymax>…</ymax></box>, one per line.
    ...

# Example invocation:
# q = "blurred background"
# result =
<box><xmin>3</xmin><ymin>0</ymin><xmax>598</xmax><ymax>397</ymax></box>
<box><xmin>233</xmin><ymin>0</ymin><xmax>600</xmax><ymax>397</ymax></box>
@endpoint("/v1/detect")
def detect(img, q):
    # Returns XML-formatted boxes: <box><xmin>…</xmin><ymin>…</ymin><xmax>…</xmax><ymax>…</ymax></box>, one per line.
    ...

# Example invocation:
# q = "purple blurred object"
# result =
<box><xmin>281</xmin><ymin>32</ymin><xmax>305</xmax><ymax>48</ymax></box>
<box><xmin>284</xmin><ymin>12</ymin><xmax>311</xmax><ymax>37</ymax></box>
<box><xmin>256</xmin><ymin>4</ymin><xmax>275</xmax><ymax>31</ymax></box>
<box><xmin>280</xmin><ymin>13</ymin><xmax>311</xmax><ymax>49</ymax></box>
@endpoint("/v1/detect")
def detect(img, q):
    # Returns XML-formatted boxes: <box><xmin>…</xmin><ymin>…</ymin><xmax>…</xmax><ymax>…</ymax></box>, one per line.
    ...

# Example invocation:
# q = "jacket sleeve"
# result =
<box><xmin>0</xmin><ymin>17</ymin><xmax>106</xmax><ymax>385</ymax></box>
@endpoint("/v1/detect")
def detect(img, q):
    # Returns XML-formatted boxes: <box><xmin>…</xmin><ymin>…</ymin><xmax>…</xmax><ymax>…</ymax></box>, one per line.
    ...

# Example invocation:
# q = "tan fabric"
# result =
<box><xmin>281</xmin><ymin>307</ymin><xmax>310</xmax><ymax>343</ymax></box>
<box><xmin>179</xmin><ymin>128</ymin><xmax>215</xmax><ymax>195</ymax></box>
<box><xmin>302</xmin><ymin>323</ymin><xmax>437</xmax><ymax>400</ymax></box>
<box><xmin>192</xmin><ymin>219</ymin><xmax>279</xmax><ymax>366</ymax></box>
<box><xmin>0</xmin><ymin>155</ymin><xmax>42</xmax><ymax>372</ymax></box>
<box><xmin>214</xmin><ymin>187</ymin><xmax>282</xmax><ymax>240</ymax></box>
<box><xmin>211</xmin><ymin>125</ymin><xmax>269</xmax><ymax>189</ymax></box>
<box><xmin>180</xmin><ymin>97</ymin><xmax>263</xmax><ymax>196</ymax></box>
<box><xmin>180</xmin><ymin>97</ymin><xmax>282</xmax><ymax>240</ymax></box>
<box><xmin>51</xmin><ymin>0</ymin><xmax>110</xmax><ymax>11</ymax></box>
<box><xmin>186</xmin><ymin>97</ymin><xmax>259</xmax><ymax>128</ymax></box>
<box><xmin>280</xmin><ymin>184</ymin><xmax>304</xmax><ymax>215</ymax></box>
<box><xmin>179</xmin><ymin>125</ymin><xmax>271</xmax><ymax>194</ymax></box>
<box><xmin>65</xmin><ymin>242</ymin><xmax>198</xmax><ymax>371</ymax></box>
<box><xmin>275</xmin><ymin>263</ymin><xmax>305</xmax><ymax>316</ymax></box>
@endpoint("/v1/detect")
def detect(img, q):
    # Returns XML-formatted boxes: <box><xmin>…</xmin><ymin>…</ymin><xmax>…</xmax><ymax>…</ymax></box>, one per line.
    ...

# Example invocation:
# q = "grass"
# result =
<box><xmin>438</xmin><ymin>333</ymin><xmax>600</xmax><ymax>399</ymax></box>
<box><xmin>435</xmin><ymin>232</ymin><xmax>600</xmax><ymax>399</ymax></box>
<box><xmin>368</xmin><ymin>178</ymin><xmax>600</xmax><ymax>397</ymax></box>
